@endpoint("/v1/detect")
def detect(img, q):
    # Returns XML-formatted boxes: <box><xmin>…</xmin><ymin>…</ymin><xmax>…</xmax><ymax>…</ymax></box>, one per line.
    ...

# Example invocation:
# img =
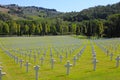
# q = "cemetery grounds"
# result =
<box><xmin>0</xmin><ymin>36</ymin><xmax>120</xmax><ymax>80</ymax></box>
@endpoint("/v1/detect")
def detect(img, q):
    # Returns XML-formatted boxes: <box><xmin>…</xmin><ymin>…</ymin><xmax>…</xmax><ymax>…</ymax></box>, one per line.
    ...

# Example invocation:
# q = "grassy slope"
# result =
<box><xmin>0</xmin><ymin>36</ymin><xmax>120</xmax><ymax>80</ymax></box>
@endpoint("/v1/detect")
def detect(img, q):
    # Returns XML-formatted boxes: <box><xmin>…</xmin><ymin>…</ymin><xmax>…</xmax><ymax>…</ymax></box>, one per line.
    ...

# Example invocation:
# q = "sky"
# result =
<box><xmin>0</xmin><ymin>0</ymin><xmax>120</xmax><ymax>12</ymax></box>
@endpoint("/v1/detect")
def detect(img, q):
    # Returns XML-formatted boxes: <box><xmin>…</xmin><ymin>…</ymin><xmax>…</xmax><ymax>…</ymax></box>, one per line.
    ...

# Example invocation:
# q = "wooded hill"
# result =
<box><xmin>0</xmin><ymin>4</ymin><xmax>61</xmax><ymax>20</ymax></box>
<box><xmin>0</xmin><ymin>2</ymin><xmax>120</xmax><ymax>38</ymax></box>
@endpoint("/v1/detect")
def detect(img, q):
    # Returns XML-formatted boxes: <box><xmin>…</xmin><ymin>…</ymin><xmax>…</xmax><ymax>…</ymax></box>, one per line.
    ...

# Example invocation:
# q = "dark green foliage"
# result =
<box><xmin>62</xmin><ymin>2</ymin><xmax>120</xmax><ymax>22</ymax></box>
<box><xmin>0</xmin><ymin>2</ymin><xmax>120</xmax><ymax>37</ymax></box>
<box><xmin>0</xmin><ymin>21</ymin><xmax>9</xmax><ymax>35</ymax></box>
<box><xmin>105</xmin><ymin>14</ymin><xmax>120</xmax><ymax>37</ymax></box>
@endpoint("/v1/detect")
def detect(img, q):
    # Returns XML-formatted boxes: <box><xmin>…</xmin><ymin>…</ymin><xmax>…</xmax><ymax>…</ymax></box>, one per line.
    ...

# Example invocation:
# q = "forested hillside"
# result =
<box><xmin>61</xmin><ymin>2</ymin><xmax>120</xmax><ymax>22</ymax></box>
<box><xmin>0</xmin><ymin>2</ymin><xmax>120</xmax><ymax>37</ymax></box>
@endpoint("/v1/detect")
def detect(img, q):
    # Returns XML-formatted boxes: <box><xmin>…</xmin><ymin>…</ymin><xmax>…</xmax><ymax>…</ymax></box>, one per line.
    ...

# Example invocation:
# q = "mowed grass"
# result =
<box><xmin>0</xmin><ymin>36</ymin><xmax>120</xmax><ymax>80</ymax></box>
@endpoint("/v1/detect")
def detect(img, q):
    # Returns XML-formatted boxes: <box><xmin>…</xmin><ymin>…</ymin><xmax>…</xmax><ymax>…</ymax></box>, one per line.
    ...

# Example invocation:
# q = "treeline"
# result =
<box><xmin>0</xmin><ymin>18</ymin><xmax>103</xmax><ymax>37</ymax></box>
<box><xmin>0</xmin><ymin>2</ymin><xmax>120</xmax><ymax>37</ymax></box>
<box><xmin>0</xmin><ymin>13</ymin><xmax>120</xmax><ymax>37</ymax></box>
<box><xmin>0</xmin><ymin>18</ymin><xmax>74</xmax><ymax>36</ymax></box>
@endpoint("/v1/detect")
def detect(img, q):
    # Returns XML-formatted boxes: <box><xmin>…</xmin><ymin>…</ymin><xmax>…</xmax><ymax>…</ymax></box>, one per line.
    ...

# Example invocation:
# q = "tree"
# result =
<box><xmin>98</xmin><ymin>20</ymin><xmax>104</xmax><ymax>37</ymax></box>
<box><xmin>50</xmin><ymin>25</ymin><xmax>57</xmax><ymax>35</ymax></box>
<box><xmin>17</xmin><ymin>24</ymin><xmax>21</xmax><ymax>36</ymax></box>
<box><xmin>39</xmin><ymin>23</ymin><xmax>43</xmax><ymax>35</ymax></box>
<box><xmin>76</xmin><ymin>26</ymin><xmax>80</xmax><ymax>35</ymax></box>
<box><xmin>2</xmin><ymin>22</ymin><xmax>9</xmax><ymax>35</ymax></box>
<box><xmin>0</xmin><ymin>21</ymin><xmax>3</xmax><ymax>34</ymax></box>
<box><xmin>35</xmin><ymin>25</ymin><xmax>40</xmax><ymax>35</ymax></box>
<box><xmin>55</xmin><ymin>18</ymin><xmax>63</xmax><ymax>34</ymax></box>
<box><xmin>24</xmin><ymin>25</ymin><xmax>29</xmax><ymax>35</ymax></box>
<box><xmin>8</xmin><ymin>21</ymin><xmax>17</xmax><ymax>35</ymax></box>
<box><xmin>107</xmin><ymin>14</ymin><xmax>120</xmax><ymax>37</ymax></box>
<box><xmin>62</xmin><ymin>21</ymin><xmax>69</xmax><ymax>35</ymax></box>
<box><xmin>29</xmin><ymin>23</ymin><xmax>35</xmax><ymax>35</ymax></box>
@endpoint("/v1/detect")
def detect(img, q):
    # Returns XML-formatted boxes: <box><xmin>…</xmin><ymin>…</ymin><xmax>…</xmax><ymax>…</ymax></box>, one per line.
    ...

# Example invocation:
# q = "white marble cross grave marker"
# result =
<box><xmin>19</xmin><ymin>59</ymin><xmax>24</xmax><ymax>68</ymax></box>
<box><xmin>37</xmin><ymin>52</ymin><xmax>40</xmax><ymax>58</ymax></box>
<box><xmin>65</xmin><ymin>61</ymin><xmax>72</xmax><ymax>75</ymax></box>
<box><xmin>40</xmin><ymin>57</ymin><xmax>44</xmax><ymax>66</ymax></box>
<box><xmin>50</xmin><ymin>52</ymin><xmax>53</xmax><ymax>58</ymax></box>
<box><xmin>92</xmin><ymin>58</ymin><xmax>98</xmax><ymax>71</ymax></box>
<box><xmin>51</xmin><ymin>58</ymin><xmax>56</xmax><ymax>69</ymax></box>
<box><xmin>106</xmin><ymin>50</ymin><xmax>109</xmax><ymax>56</ymax></box>
<box><xmin>0</xmin><ymin>69</ymin><xmax>6</xmax><ymax>80</ymax></box>
<box><xmin>73</xmin><ymin>56</ymin><xmax>77</xmax><ymax>66</ymax></box>
<box><xmin>92</xmin><ymin>51</ymin><xmax>96</xmax><ymax>58</ymax></box>
<box><xmin>15</xmin><ymin>56</ymin><xmax>19</xmax><ymax>64</ymax></box>
<box><xmin>24</xmin><ymin>61</ymin><xmax>31</xmax><ymax>72</ymax></box>
<box><xmin>34</xmin><ymin>65</ymin><xmax>40</xmax><ymax>80</ymax></box>
<box><xmin>116</xmin><ymin>56</ymin><xmax>120</xmax><ymax>67</ymax></box>
<box><xmin>110</xmin><ymin>53</ymin><xmax>113</xmax><ymax>61</ymax></box>
<box><xmin>77</xmin><ymin>53</ymin><xmax>81</xmax><ymax>59</ymax></box>
<box><xmin>28</xmin><ymin>54</ymin><xmax>31</xmax><ymax>62</ymax></box>
<box><xmin>59</xmin><ymin>55</ymin><xmax>63</xmax><ymax>63</ymax></box>
<box><xmin>33</xmin><ymin>55</ymin><xmax>36</xmax><ymax>63</ymax></box>
<box><xmin>50</xmin><ymin>48</ymin><xmax>53</xmax><ymax>57</ymax></box>
<box><xmin>43</xmin><ymin>51</ymin><xmax>46</xmax><ymax>57</ymax></box>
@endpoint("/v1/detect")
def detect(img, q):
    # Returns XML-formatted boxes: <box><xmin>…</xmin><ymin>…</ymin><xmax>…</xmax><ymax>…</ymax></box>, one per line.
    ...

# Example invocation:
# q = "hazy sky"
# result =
<box><xmin>0</xmin><ymin>0</ymin><xmax>120</xmax><ymax>12</ymax></box>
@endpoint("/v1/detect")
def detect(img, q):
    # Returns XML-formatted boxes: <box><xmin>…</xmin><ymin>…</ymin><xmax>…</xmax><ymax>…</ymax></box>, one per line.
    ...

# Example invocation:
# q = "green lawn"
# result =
<box><xmin>0</xmin><ymin>36</ymin><xmax>120</xmax><ymax>80</ymax></box>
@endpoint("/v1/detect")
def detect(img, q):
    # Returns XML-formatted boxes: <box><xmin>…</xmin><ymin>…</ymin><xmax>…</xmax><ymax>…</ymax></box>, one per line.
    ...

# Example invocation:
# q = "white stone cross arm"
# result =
<box><xmin>34</xmin><ymin>65</ymin><xmax>40</xmax><ymax>71</ymax></box>
<box><xmin>92</xmin><ymin>58</ymin><xmax>98</xmax><ymax>63</ymax></box>
<box><xmin>1</xmin><ymin>72</ymin><xmax>6</xmax><ymax>75</ymax></box>
<box><xmin>25</xmin><ymin>62</ymin><xmax>31</xmax><ymax>66</ymax></box>
<box><xmin>65</xmin><ymin>61</ymin><xmax>72</xmax><ymax>75</ymax></box>
<box><xmin>65</xmin><ymin>61</ymin><xmax>72</xmax><ymax>67</ymax></box>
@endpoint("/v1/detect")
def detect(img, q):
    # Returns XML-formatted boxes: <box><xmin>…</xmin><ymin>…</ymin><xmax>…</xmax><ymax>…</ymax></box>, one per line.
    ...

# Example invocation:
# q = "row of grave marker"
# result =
<box><xmin>2</xmin><ymin>44</ymin><xmax>120</xmax><ymax>80</ymax></box>
<box><xmin>93</xmin><ymin>41</ymin><xmax>120</xmax><ymax>68</ymax></box>
<box><xmin>3</xmin><ymin>43</ymin><xmax>120</xmax><ymax>69</ymax></box>
<box><xmin>95</xmin><ymin>42</ymin><xmax>119</xmax><ymax>63</ymax></box>
<box><xmin>3</xmin><ymin>45</ymin><xmax>86</xmax><ymax>76</ymax></box>
<box><xmin>0</xmin><ymin>62</ymin><xmax>6</xmax><ymax>80</ymax></box>
<box><xmin>91</xmin><ymin>44</ymin><xmax>98</xmax><ymax>71</ymax></box>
